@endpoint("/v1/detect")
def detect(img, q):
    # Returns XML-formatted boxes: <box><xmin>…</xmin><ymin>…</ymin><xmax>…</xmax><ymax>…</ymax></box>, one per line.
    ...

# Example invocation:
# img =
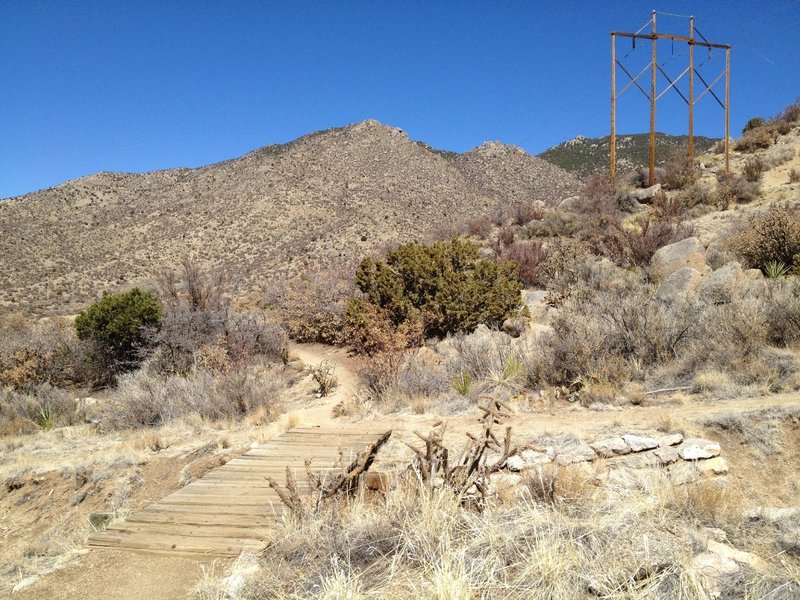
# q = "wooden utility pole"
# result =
<box><xmin>688</xmin><ymin>16</ymin><xmax>695</xmax><ymax>160</ymax></box>
<box><xmin>610</xmin><ymin>13</ymin><xmax>730</xmax><ymax>182</ymax></box>
<box><xmin>649</xmin><ymin>11</ymin><xmax>657</xmax><ymax>186</ymax></box>
<box><xmin>611</xmin><ymin>33</ymin><xmax>616</xmax><ymax>179</ymax></box>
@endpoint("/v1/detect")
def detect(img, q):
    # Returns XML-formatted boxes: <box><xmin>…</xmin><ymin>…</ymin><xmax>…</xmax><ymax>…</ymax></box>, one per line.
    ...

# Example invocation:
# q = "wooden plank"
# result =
<box><xmin>127</xmin><ymin>511</ymin><xmax>275</xmax><ymax>527</ymax></box>
<box><xmin>88</xmin><ymin>428</ymin><xmax>391</xmax><ymax>556</ymax></box>
<box><xmin>104</xmin><ymin>522</ymin><xmax>270</xmax><ymax>539</ymax></box>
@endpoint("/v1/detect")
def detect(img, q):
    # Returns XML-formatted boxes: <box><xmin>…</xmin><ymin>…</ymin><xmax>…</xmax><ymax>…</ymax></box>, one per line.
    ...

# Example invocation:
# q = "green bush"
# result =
<box><xmin>75</xmin><ymin>288</ymin><xmax>162</xmax><ymax>381</ymax></box>
<box><xmin>351</xmin><ymin>239</ymin><xmax>523</xmax><ymax>340</ymax></box>
<box><xmin>742</xmin><ymin>117</ymin><xmax>765</xmax><ymax>134</ymax></box>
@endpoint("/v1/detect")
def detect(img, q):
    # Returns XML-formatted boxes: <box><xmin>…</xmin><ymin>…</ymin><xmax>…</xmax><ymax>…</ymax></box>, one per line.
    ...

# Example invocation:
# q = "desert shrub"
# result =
<box><xmin>680</xmin><ymin>182</ymin><xmax>714</xmax><ymax>208</ymax></box>
<box><xmin>662</xmin><ymin>148</ymin><xmax>699</xmax><ymax>190</ymax></box>
<box><xmin>526</xmin><ymin>209</ymin><xmax>582</xmax><ymax>238</ymax></box>
<box><xmin>74</xmin><ymin>288</ymin><xmax>162</xmax><ymax>383</ymax></box>
<box><xmin>103</xmin><ymin>366</ymin><xmax>285</xmax><ymax>429</ymax></box>
<box><xmin>496</xmin><ymin>224</ymin><xmax>516</xmax><ymax>248</ymax></box>
<box><xmin>309</xmin><ymin>361</ymin><xmax>337</xmax><ymax>396</ymax></box>
<box><xmin>650</xmin><ymin>191</ymin><xmax>685</xmax><ymax>221</ymax></box>
<box><xmin>465</xmin><ymin>215</ymin><xmax>492</xmax><ymax>238</ymax></box>
<box><xmin>351</xmin><ymin>239</ymin><xmax>523</xmax><ymax>341</ymax></box>
<box><xmin>742</xmin><ymin>156</ymin><xmax>765</xmax><ymax>182</ymax></box>
<box><xmin>789</xmin><ymin>168</ymin><xmax>800</xmax><ymax>184</ymax></box>
<box><xmin>778</xmin><ymin>97</ymin><xmax>800</xmax><ymax>123</ymax></box>
<box><xmin>512</xmin><ymin>201</ymin><xmax>545</xmax><ymax>226</ymax></box>
<box><xmin>735</xmin><ymin>126</ymin><xmax>774</xmax><ymax>152</ymax></box>
<box><xmin>0</xmin><ymin>384</ymin><xmax>76</xmax><ymax>435</ymax></box>
<box><xmin>0</xmin><ymin>315</ymin><xmax>80</xmax><ymax>389</ymax></box>
<box><xmin>742</xmin><ymin>117</ymin><xmax>765</xmax><ymax>134</ymax></box>
<box><xmin>763</xmin><ymin>143</ymin><xmax>795</xmax><ymax>168</ymax></box>
<box><xmin>263</xmin><ymin>267</ymin><xmax>353</xmax><ymax>346</ymax></box>
<box><xmin>500</xmin><ymin>240</ymin><xmax>550</xmax><ymax>287</ymax></box>
<box><xmin>151</xmin><ymin>262</ymin><xmax>286</xmax><ymax>374</ymax></box>
<box><xmin>713</xmin><ymin>171</ymin><xmax>760</xmax><ymax>208</ymax></box>
<box><xmin>727</xmin><ymin>204</ymin><xmax>800</xmax><ymax>274</ymax></box>
<box><xmin>765</xmin><ymin>280</ymin><xmax>800</xmax><ymax>346</ymax></box>
<box><xmin>608</xmin><ymin>217</ymin><xmax>693</xmax><ymax>268</ymax></box>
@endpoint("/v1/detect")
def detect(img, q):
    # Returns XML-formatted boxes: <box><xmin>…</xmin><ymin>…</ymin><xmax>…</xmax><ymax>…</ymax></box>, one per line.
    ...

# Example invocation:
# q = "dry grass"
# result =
<box><xmin>195</xmin><ymin>466</ymin><xmax>798</xmax><ymax>599</ymax></box>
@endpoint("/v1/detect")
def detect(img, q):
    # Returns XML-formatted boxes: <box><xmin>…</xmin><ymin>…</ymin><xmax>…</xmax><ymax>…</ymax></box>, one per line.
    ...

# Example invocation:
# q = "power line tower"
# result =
<box><xmin>611</xmin><ymin>11</ymin><xmax>731</xmax><ymax>185</ymax></box>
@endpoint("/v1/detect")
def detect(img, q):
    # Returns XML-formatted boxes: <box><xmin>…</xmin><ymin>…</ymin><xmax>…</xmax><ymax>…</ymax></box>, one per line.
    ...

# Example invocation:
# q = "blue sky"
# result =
<box><xmin>1</xmin><ymin>1</ymin><xmax>798</xmax><ymax>198</ymax></box>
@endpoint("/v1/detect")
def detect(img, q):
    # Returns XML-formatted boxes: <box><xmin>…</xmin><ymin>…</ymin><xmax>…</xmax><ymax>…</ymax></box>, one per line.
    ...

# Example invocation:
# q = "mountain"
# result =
<box><xmin>539</xmin><ymin>132</ymin><xmax>720</xmax><ymax>176</ymax></box>
<box><xmin>0</xmin><ymin>120</ymin><xmax>580</xmax><ymax>316</ymax></box>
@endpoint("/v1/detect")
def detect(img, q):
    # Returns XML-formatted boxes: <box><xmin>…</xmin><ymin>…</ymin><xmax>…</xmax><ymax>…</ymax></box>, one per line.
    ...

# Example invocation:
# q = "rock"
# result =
<box><xmin>520</xmin><ymin>447</ymin><xmax>555</xmax><ymax>465</ymax></box>
<box><xmin>610</xmin><ymin>452</ymin><xmax>662</xmax><ymax>470</ymax></box>
<box><xmin>502</xmin><ymin>317</ymin><xmax>527</xmax><ymax>338</ymax></box>
<box><xmin>630</xmin><ymin>183</ymin><xmax>662</xmax><ymax>202</ymax></box>
<box><xmin>522</xmin><ymin>290</ymin><xmax>549</xmax><ymax>322</ymax></box>
<box><xmin>650</xmin><ymin>237</ymin><xmax>710</xmax><ymax>282</ymax></box>
<box><xmin>679</xmin><ymin>438</ymin><xmax>721</xmax><ymax>460</ymax></box>
<box><xmin>89</xmin><ymin>512</ymin><xmax>113</xmax><ymax>530</ymax></box>
<box><xmin>505</xmin><ymin>455</ymin><xmax>526</xmax><ymax>472</ymax></box>
<box><xmin>692</xmin><ymin>551</ymin><xmax>739</xmax><ymax>597</ymax></box>
<box><xmin>707</xmin><ymin>540</ymin><xmax>769</xmax><ymax>572</ymax></box>
<box><xmin>618</xmin><ymin>195</ymin><xmax>644</xmax><ymax>213</ymax></box>
<box><xmin>621</xmin><ymin>434</ymin><xmax>660</xmax><ymax>452</ymax></box>
<box><xmin>659</xmin><ymin>433</ymin><xmax>684</xmax><ymax>447</ymax></box>
<box><xmin>699</xmin><ymin>261</ymin><xmax>761</xmax><ymax>304</ymax></box>
<box><xmin>656</xmin><ymin>267</ymin><xmax>705</xmax><ymax>299</ymax></box>
<box><xmin>653</xmin><ymin>445</ymin><xmax>680</xmax><ymax>465</ymax></box>
<box><xmin>554</xmin><ymin>444</ymin><xmax>597</xmax><ymax>465</ymax></box>
<box><xmin>697</xmin><ymin>456</ymin><xmax>729</xmax><ymax>476</ymax></box>
<box><xmin>778</xmin><ymin>533</ymin><xmax>800</xmax><ymax>557</ymax></box>
<box><xmin>745</xmin><ymin>507</ymin><xmax>799</xmax><ymax>523</ymax></box>
<box><xmin>557</xmin><ymin>195</ymin><xmax>583</xmax><ymax>211</ymax></box>
<box><xmin>668</xmin><ymin>462</ymin><xmax>700</xmax><ymax>484</ymax></box>
<box><xmin>590</xmin><ymin>437</ymin><xmax>631</xmax><ymax>458</ymax></box>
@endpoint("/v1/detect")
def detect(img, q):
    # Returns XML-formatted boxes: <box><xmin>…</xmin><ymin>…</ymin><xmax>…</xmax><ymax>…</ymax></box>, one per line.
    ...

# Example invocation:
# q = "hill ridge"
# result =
<box><xmin>0</xmin><ymin>120</ymin><xmax>580</xmax><ymax>316</ymax></box>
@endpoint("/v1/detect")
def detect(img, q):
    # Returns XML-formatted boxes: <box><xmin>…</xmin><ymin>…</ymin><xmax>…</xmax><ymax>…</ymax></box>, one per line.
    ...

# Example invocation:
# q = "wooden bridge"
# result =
<box><xmin>88</xmin><ymin>426</ymin><xmax>391</xmax><ymax>556</ymax></box>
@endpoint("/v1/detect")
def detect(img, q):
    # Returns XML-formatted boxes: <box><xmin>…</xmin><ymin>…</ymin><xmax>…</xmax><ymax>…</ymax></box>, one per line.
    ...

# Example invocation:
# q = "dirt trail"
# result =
<box><xmin>8</xmin><ymin>343</ymin><xmax>353</xmax><ymax>600</ymax></box>
<box><xmin>288</xmin><ymin>342</ymin><xmax>359</xmax><ymax>427</ymax></box>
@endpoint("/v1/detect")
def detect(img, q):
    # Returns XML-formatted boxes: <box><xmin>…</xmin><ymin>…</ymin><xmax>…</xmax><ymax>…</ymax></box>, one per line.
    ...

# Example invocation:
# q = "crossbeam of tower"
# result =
<box><xmin>611</xmin><ymin>11</ymin><xmax>731</xmax><ymax>184</ymax></box>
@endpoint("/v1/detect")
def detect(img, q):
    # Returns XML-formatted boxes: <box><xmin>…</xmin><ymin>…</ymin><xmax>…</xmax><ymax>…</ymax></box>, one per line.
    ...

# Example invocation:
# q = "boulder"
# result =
<box><xmin>557</xmin><ymin>195</ymin><xmax>583</xmax><ymax>211</ymax></box>
<box><xmin>707</xmin><ymin>540</ymin><xmax>769</xmax><ymax>572</ymax></box>
<box><xmin>622</xmin><ymin>434</ymin><xmax>660</xmax><ymax>452</ymax></box>
<box><xmin>679</xmin><ymin>438</ymin><xmax>721</xmax><ymax>460</ymax></box>
<box><xmin>590</xmin><ymin>437</ymin><xmax>631</xmax><ymax>458</ymax></box>
<box><xmin>629</xmin><ymin>183</ymin><xmax>662</xmax><ymax>202</ymax></box>
<box><xmin>669</xmin><ymin>462</ymin><xmax>700</xmax><ymax>484</ymax></box>
<box><xmin>522</xmin><ymin>290</ymin><xmax>549</xmax><ymax>322</ymax></box>
<box><xmin>698</xmin><ymin>261</ymin><xmax>748</xmax><ymax>304</ymax></box>
<box><xmin>650</xmin><ymin>237</ymin><xmax>710</xmax><ymax>282</ymax></box>
<box><xmin>697</xmin><ymin>456</ymin><xmax>729</xmax><ymax>476</ymax></box>
<box><xmin>653</xmin><ymin>445</ymin><xmax>680</xmax><ymax>465</ymax></box>
<box><xmin>505</xmin><ymin>455</ymin><xmax>526</xmax><ymax>472</ymax></box>
<box><xmin>656</xmin><ymin>267</ymin><xmax>705</xmax><ymax>299</ymax></box>
<box><xmin>520</xmin><ymin>447</ymin><xmax>555</xmax><ymax>465</ymax></box>
<box><xmin>554</xmin><ymin>443</ymin><xmax>597</xmax><ymax>465</ymax></box>
<box><xmin>659</xmin><ymin>433</ymin><xmax>684</xmax><ymax>447</ymax></box>
<box><xmin>611</xmin><ymin>452</ymin><xmax>662</xmax><ymax>470</ymax></box>
<box><xmin>691</xmin><ymin>552</ymin><xmax>739</xmax><ymax>597</ymax></box>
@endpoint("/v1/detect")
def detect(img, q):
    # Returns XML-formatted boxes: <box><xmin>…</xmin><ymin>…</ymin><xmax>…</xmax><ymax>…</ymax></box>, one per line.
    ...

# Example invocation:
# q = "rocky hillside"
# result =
<box><xmin>0</xmin><ymin>120</ymin><xmax>580</xmax><ymax>316</ymax></box>
<box><xmin>540</xmin><ymin>132</ymin><xmax>719</xmax><ymax>176</ymax></box>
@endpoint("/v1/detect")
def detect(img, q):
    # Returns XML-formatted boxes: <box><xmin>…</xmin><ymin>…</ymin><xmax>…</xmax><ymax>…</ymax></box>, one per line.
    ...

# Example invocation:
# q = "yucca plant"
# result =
<box><xmin>35</xmin><ymin>402</ymin><xmax>58</xmax><ymax>431</ymax></box>
<box><xmin>451</xmin><ymin>372</ymin><xmax>473</xmax><ymax>396</ymax></box>
<box><xmin>765</xmin><ymin>261</ymin><xmax>791</xmax><ymax>279</ymax></box>
<box><xmin>489</xmin><ymin>355</ymin><xmax>525</xmax><ymax>392</ymax></box>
